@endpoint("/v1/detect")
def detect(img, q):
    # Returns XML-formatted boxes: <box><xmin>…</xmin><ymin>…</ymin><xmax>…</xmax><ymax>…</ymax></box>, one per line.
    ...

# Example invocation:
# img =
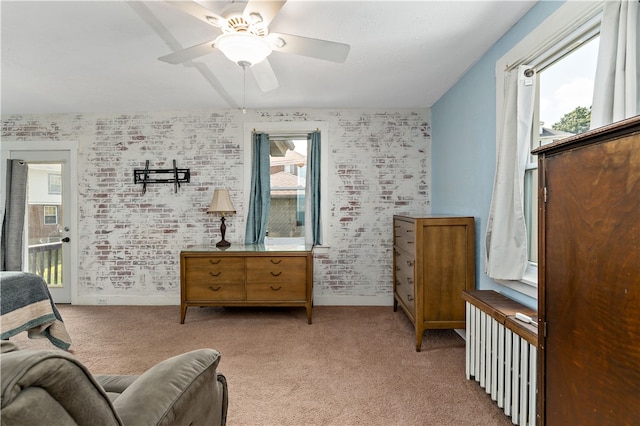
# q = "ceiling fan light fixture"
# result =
<box><xmin>215</xmin><ymin>33</ymin><xmax>272</xmax><ymax>66</ymax></box>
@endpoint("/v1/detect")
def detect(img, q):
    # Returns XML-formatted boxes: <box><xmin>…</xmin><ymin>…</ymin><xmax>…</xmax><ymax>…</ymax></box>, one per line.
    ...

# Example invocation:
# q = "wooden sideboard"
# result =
<box><xmin>393</xmin><ymin>215</ymin><xmax>475</xmax><ymax>351</ymax></box>
<box><xmin>180</xmin><ymin>244</ymin><xmax>313</xmax><ymax>324</ymax></box>
<box><xmin>533</xmin><ymin>116</ymin><xmax>640</xmax><ymax>425</ymax></box>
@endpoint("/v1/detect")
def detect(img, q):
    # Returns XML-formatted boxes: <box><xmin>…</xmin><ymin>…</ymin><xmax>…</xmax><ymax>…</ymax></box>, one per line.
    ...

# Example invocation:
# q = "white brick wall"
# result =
<box><xmin>2</xmin><ymin>108</ymin><xmax>431</xmax><ymax>305</ymax></box>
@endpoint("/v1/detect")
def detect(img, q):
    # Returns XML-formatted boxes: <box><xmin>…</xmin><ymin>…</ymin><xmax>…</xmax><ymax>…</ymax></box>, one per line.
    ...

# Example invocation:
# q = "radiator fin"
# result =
<box><xmin>465</xmin><ymin>302</ymin><xmax>537</xmax><ymax>426</ymax></box>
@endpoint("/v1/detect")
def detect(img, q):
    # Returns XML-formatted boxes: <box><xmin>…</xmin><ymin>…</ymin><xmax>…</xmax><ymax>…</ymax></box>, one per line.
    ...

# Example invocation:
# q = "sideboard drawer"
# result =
<box><xmin>246</xmin><ymin>256</ymin><xmax>307</xmax><ymax>283</ymax></box>
<box><xmin>246</xmin><ymin>281</ymin><xmax>306</xmax><ymax>301</ymax></box>
<box><xmin>184</xmin><ymin>257</ymin><xmax>245</xmax><ymax>284</ymax></box>
<box><xmin>186</xmin><ymin>282</ymin><xmax>245</xmax><ymax>301</ymax></box>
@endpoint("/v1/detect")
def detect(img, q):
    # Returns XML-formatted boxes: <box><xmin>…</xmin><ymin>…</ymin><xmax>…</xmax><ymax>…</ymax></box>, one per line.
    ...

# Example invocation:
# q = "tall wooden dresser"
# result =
<box><xmin>393</xmin><ymin>215</ymin><xmax>475</xmax><ymax>351</ymax></box>
<box><xmin>533</xmin><ymin>116</ymin><xmax>640</xmax><ymax>425</ymax></box>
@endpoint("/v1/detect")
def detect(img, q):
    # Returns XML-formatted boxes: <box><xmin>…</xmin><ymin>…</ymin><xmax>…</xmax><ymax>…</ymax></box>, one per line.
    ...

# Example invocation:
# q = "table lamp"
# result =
<box><xmin>207</xmin><ymin>188</ymin><xmax>236</xmax><ymax>247</ymax></box>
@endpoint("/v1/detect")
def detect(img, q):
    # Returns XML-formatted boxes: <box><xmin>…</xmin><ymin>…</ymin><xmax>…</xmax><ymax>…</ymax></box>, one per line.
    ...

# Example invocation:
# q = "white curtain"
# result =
<box><xmin>485</xmin><ymin>65</ymin><xmax>536</xmax><ymax>281</ymax></box>
<box><xmin>591</xmin><ymin>0</ymin><xmax>640</xmax><ymax>129</ymax></box>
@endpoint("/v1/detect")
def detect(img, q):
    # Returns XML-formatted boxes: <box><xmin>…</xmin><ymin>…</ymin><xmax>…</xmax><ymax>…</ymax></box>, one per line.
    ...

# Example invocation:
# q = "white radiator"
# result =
<box><xmin>465</xmin><ymin>302</ymin><xmax>537</xmax><ymax>426</ymax></box>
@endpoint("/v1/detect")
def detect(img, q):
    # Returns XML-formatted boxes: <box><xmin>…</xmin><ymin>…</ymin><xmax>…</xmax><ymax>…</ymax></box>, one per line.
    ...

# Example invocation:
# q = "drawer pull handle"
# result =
<box><xmin>270</xmin><ymin>259</ymin><xmax>282</xmax><ymax>264</ymax></box>
<box><xmin>407</xmin><ymin>295</ymin><xmax>414</xmax><ymax>301</ymax></box>
<box><xmin>270</xmin><ymin>271</ymin><xmax>282</xmax><ymax>277</ymax></box>
<box><xmin>209</xmin><ymin>271</ymin><xmax>221</xmax><ymax>277</ymax></box>
<box><xmin>270</xmin><ymin>286</ymin><xmax>282</xmax><ymax>291</ymax></box>
<box><xmin>209</xmin><ymin>286</ymin><xmax>222</xmax><ymax>292</ymax></box>
<box><xmin>208</xmin><ymin>259</ymin><xmax>221</xmax><ymax>264</ymax></box>
<box><xmin>406</xmin><ymin>261</ymin><xmax>414</xmax><ymax>267</ymax></box>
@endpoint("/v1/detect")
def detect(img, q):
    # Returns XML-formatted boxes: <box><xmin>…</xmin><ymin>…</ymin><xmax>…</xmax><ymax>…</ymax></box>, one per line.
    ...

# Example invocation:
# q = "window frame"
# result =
<box><xmin>44</xmin><ymin>205</ymin><xmax>59</xmax><ymax>225</ymax></box>
<box><xmin>269</xmin><ymin>140</ymin><xmax>307</xmax><ymax>240</ymax></box>
<box><xmin>48</xmin><ymin>173</ymin><xmax>62</xmax><ymax>194</ymax></box>
<box><xmin>243</xmin><ymin>121</ymin><xmax>330</xmax><ymax>249</ymax></box>
<box><xmin>494</xmin><ymin>1</ymin><xmax>604</xmax><ymax>298</ymax></box>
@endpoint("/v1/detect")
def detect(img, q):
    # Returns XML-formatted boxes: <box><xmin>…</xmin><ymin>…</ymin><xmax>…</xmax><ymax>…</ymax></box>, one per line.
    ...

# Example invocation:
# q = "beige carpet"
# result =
<box><xmin>10</xmin><ymin>305</ymin><xmax>512</xmax><ymax>426</ymax></box>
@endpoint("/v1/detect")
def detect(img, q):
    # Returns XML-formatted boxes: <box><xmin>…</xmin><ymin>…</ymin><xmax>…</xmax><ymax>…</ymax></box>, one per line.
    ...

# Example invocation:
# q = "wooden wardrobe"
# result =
<box><xmin>534</xmin><ymin>116</ymin><xmax>640</xmax><ymax>425</ymax></box>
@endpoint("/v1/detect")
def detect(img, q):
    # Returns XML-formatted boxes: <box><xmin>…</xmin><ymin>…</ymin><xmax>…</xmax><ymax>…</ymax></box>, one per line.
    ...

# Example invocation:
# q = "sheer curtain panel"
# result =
<box><xmin>485</xmin><ymin>66</ymin><xmax>536</xmax><ymax>281</ymax></box>
<box><xmin>591</xmin><ymin>0</ymin><xmax>640</xmax><ymax>129</ymax></box>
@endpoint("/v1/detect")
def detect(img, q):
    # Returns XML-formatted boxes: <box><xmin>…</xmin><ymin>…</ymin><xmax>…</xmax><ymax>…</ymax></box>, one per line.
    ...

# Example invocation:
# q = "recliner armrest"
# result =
<box><xmin>110</xmin><ymin>349</ymin><xmax>228</xmax><ymax>426</ymax></box>
<box><xmin>95</xmin><ymin>375</ymin><xmax>138</xmax><ymax>395</ymax></box>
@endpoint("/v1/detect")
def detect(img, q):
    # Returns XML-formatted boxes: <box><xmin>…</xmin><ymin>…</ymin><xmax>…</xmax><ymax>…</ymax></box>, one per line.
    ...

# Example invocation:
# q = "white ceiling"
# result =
<box><xmin>1</xmin><ymin>1</ymin><xmax>536</xmax><ymax>115</ymax></box>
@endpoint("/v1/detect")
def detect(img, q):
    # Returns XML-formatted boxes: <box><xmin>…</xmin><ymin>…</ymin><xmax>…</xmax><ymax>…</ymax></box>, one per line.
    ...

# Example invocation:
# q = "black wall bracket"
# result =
<box><xmin>134</xmin><ymin>160</ymin><xmax>190</xmax><ymax>194</ymax></box>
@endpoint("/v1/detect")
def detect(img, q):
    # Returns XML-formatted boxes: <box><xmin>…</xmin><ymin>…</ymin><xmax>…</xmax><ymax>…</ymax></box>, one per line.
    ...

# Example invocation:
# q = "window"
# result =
<box><xmin>48</xmin><ymin>173</ymin><xmax>62</xmax><ymax>194</ymax></box>
<box><xmin>495</xmin><ymin>1</ymin><xmax>604</xmax><ymax>295</ymax></box>
<box><xmin>268</xmin><ymin>137</ymin><xmax>307</xmax><ymax>240</ymax></box>
<box><xmin>525</xmin><ymin>37</ymin><xmax>599</xmax><ymax>264</ymax></box>
<box><xmin>44</xmin><ymin>205</ymin><xmax>58</xmax><ymax>225</ymax></box>
<box><xmin>243</xmin><ymin>122</ymin><xmax>329</xmax><ymax>247</ymax></box>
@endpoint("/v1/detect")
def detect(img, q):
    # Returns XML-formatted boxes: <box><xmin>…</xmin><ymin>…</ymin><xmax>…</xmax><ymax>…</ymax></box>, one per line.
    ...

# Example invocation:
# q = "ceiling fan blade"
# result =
<box><xmin>165</xmin><ymin>1</ymin><xmax>225</xmax><ymax>27</ymax></box>
<box><xmin>268</xmin><ymin>32</ymin><xmax>350</xmax><ymax>63</ymax></box>
<box><xmin>158</xmin><ymin>40</ymin><xmax>216</xmax><ymax>64</ymax></box>
<box><xmin>244</xmin><ymin>0</ymin><xmax>286</xmax><ymax>27</ymax></box>
<box><xmin>251</xmin><ymin>59</ymin><xmax>279</xmax><ymax>92</ymax></box>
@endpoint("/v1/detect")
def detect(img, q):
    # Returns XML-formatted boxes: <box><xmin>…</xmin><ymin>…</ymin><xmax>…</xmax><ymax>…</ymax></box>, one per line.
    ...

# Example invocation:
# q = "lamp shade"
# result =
<box><xmin>215</xmin><ymin>32</ymin><xmax>272</xmax><ymax>66</ymax></box>
<box><xmin>207</xmin><ymin>189</ymin><xmax>236</xmax><ymax>215</ymax></box>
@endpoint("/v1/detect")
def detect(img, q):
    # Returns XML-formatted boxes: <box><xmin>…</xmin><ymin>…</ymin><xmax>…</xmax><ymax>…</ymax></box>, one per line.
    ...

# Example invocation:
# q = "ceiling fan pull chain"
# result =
<box><xmin>239</xmin><ymin>61</ymin><xmax>248</xmax><ymax>114</ymax></box>
<box><xmin>243</xmin><ymin>64</ymin><xmax>247</xmax><ymax>114</ymax></box>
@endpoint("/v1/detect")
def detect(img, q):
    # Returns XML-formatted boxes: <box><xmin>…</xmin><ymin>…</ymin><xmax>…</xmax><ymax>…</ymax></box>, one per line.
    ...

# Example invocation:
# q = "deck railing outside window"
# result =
<box><xmin>28</xmin><ymin>242</ymin><xmax>62</xmax><ymax>285</ymax></box>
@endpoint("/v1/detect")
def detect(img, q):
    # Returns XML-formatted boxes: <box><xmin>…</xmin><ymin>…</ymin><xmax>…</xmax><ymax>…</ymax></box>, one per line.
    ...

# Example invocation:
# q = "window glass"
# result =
<box><xmin>267</xmin><ymin>138</ymin><xmax>307</xmax><ymax>241</ymax></box>
<box><xmin>48</xmin><ymin>174</ymin><xmax>62</xmax><ymax>194</ymax></box>
<box><xmin>525</xmin><ymin>36</ymin><xmax>599</xmax><ymax>263</ymax></box>
<box><xmin>44</xmin><ymin>206</ymin><xmax>58</xmax><ymax>225</ymax></box>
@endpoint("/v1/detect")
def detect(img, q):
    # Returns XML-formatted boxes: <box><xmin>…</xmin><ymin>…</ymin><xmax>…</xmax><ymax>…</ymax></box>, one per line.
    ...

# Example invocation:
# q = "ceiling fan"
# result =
<box><xmin>158</xmin><ymin>0</ymin><xmax>351</xmax><ymax>92</ymax></box>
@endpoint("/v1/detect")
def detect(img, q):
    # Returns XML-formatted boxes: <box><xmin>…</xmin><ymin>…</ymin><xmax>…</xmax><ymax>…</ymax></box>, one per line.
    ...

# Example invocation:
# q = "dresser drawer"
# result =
<box><xmin>185</xmin><ymin>282</ymin><xmax>244</xmax><ymax>301</ymax></box>
<box><xmin>394</xmin><ymin>249</ymin><xmax>415</xmax><ymax>278</ymax></box>
<box><xmin>246</xmin><ymin>256</ymin><xmax>307</xmax><ymax>283</ymax></box>
<box><xmin>184</xmin><ymin>257</ymin><xmax>245</xmax><ymax>284</ymax></box>
<box><xmin>246</xmin><ymin>281</ymin><xmax>306</xmax><ymax>301</ymax></box>
<box><xmin>395</xmin><ymin>269</ymin><xmax>416</xmax><ymax>316</ymax></box>
<box><xmin>394</xmin><ymin>218</ymin><xmax>416</xmax><ymax>254</ymax></box>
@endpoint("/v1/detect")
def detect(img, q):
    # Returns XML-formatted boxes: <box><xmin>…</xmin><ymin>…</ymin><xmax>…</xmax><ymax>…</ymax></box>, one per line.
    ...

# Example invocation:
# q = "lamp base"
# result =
<box><xmin>215</xmin><ymin>216</ymin><xmax>231</xmax><ymax>248</ymax></box>
<box><xmin>216</xmin><ymin>239</ymin><xmax>231</xmax><ymax>248</ymax></box>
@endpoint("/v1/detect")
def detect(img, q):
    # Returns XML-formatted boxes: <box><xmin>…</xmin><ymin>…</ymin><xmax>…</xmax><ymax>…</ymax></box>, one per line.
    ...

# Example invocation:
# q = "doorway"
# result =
<box><xmin>1</xmin><ymin>142</ymin><xmax>78</xmax><ymax>303</ymax></box>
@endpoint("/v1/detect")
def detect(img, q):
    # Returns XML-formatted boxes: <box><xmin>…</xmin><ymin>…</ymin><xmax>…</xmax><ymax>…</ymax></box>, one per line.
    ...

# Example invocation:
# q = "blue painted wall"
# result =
<box><xmin>431</xmin><ymin>1</ymin><xmax>565</xmax><ymax>308</ymax></box>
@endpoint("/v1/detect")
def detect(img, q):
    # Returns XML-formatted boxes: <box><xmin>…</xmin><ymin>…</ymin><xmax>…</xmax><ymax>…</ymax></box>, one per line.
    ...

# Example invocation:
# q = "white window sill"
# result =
<box><xmin>495</xmin><ymin>263</ymin><xmax>538</xmax><ymax>299</ymax></box>
<box><xmin>263</xmin><ymin>237</ymin><xmax>330</xmax><ymax>254</ymax></box>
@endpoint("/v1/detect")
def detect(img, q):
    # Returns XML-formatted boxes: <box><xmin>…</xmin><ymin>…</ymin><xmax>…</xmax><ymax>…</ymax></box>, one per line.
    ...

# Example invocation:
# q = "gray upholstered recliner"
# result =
<box><xmin>0</xmin><ymin>341</ymin><xmax>228</xmax><ymax>425</ymax></box>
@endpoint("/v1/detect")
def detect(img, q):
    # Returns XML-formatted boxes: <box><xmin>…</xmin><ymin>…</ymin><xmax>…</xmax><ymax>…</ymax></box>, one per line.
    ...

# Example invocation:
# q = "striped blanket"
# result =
<box><xmin>1</xmin><ymin>272</ymin><xmax>72</xmax><ymax>350</ymax></box>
